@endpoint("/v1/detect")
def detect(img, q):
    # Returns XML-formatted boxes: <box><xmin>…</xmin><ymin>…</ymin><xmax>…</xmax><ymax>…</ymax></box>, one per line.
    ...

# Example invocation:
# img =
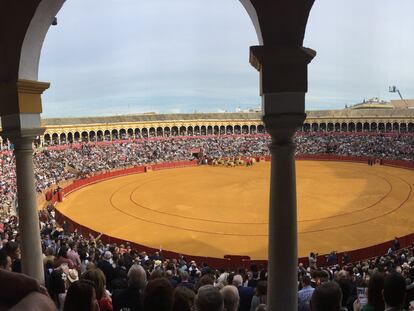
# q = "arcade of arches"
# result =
<box><xmin>1</xmin><ymin>110</ymin><xmax>413</xmax><ymax>146</ymax></box>
<box><xmin>8</xmin><ymin>110</ymin><xmax>414</xmax><ymax>146</ymax></box>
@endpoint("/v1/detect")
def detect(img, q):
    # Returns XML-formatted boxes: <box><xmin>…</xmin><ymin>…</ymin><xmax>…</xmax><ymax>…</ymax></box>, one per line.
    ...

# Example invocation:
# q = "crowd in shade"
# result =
<box><xmin>0</xmin><ymin>132</ymin><xmax>414</xmax><ymax>310</ymax></box>
<box><xmin>2</xmin><ymin>205</ymin><xmax>414</xmax><ymax>311</ymax></box>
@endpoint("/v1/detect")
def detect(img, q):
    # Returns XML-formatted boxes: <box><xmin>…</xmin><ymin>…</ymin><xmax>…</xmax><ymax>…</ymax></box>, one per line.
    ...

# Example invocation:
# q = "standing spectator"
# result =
<box><xmin>194</xmin><ymin>285</ymin><xmax>224</xmax><ymax>311</ymax></box>
<box><xmin>298</xmin><ymin>276</ymin><xmax>314</xmax><ymax>311</ymax></box>
<box><xmin>82</xmin><ymin>268</ymin><xmax>113</xmax><ymax>311</ymax></box>
<box><xmin>173</xmin><ymin>286</ymin><xmax>195</xmax><ymax>311</ymax></box>
<box><xmin>178</xmin><ymin>271</ymin><xmax>195</xmax><ymax>292</ymax></box>
<box><xmin>112</xmin><ymin>264</ymin><xmax>146</xmax><ymax>311</ymax></box>
<box><xmin>0</xmin><ymin>248</ymin><xmax>12</xmax><ymax>271</ymax></box>
<box><xmin>0</xmin><ymin>269</ymin><xmax>56</xmax><ymax>311</ymax></box>
<box><xmin>232</xmin><ymin>274</ymin><xmax>253</xmax><ymax>311</ymax></box>
<box><xmin>342</xmin><ymin>253</ymin><xmax>350</xmax><ymax>265</ymax></box>
<box><xmin>57</xmin><ymin>268</ymin><xmax>79</xmax><ymax>309</ymax></box>
<box><xmin>4</xmin><ymin>241</ymin><xmax>21</xmax><ymax>273</ymax></box>
<box><xmin>54</xmin><ymin>246</ymin><xmax>76</xmax><ymax>269</ymax></box>
<box><xmin>382</xmin><ymin>273</ymin><xmax>406</xmax><ymax>311</ymax></box>
<box><xmin>310</xmin><ymin>281</ymin><xmax>343</xmax><ymax>311</ymax></box>
<box><xmin>143</xmin><ymin>278</ymin><xmax>174</xmax><ymax>311</ymax></box>
<box><xmin>63</xmin><ymin>279</ymin><xmax>99</xmax><ymax>311</ymax></box>
<box><xmin>393</xmin><ymin>237</ymin><xmax>401</xmax><ymax>252</ymax></box>
<box><xmin>309</xmin><ymin>253</ymin><xmax>318</xmax><ymax>270</ymax></box>
<box><xmin>67</xmin><ymin>241</ymin><xmax>81</xmax><ymax>269</ymax></box>
<box><xmin>221</xmin><ymin>285</ymin><xmax>240</xmax><ymax>311</ymax></box>
<box><xmin>97</xmin><ymin>251</ymin><xmax>115</xmax><ymax>292</ymax></box>
<box><xmin>353</xmin><ymin>273</ymin><xmax>385</xmax><ymax>311</ymax></box>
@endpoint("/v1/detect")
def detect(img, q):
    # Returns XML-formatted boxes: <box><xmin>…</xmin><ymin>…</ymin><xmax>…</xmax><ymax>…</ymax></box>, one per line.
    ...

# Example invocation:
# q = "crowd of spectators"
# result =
<box><xmin>0</xmin><ymin>132</ymin><xmax>414</xmax><ymax>310</ymax></box>
<box><xmin>295</xmin><ymin>133</ymin><xmax>414</xmax><ymax>161</ymax></box>
<box><xmin>0</xmin><ymin>133</ymin><xmax>412</xmax><ymax>217</ymax></box>
<box><xmin>2</xmin><ymin>204</ymin><xmax>414</xmax><ymax>311</ymax></box>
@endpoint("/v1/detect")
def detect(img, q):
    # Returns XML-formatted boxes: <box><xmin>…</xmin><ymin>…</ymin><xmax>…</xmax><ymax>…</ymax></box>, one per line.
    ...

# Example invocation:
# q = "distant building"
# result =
<box><xmin>349</xmin><ymin>97</ymin><xmax>393</xmax><ymax>109</ymax></box>
<box><xmin>349</xmin><ymin>97</ymin><xmax>414</xmax><ymax>110</ymax></box>
<box><xmin>391</xmin><ymin>99</ymin><xmax>414</xmax><ymax>109</ymax></box>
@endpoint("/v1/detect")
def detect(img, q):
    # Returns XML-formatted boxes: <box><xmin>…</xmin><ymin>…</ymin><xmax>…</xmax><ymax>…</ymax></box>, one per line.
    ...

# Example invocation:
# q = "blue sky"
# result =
<box><xmin>39</xmin><ymin>0</ymin><xmax>414</xmax><ymax>117</ymax></box>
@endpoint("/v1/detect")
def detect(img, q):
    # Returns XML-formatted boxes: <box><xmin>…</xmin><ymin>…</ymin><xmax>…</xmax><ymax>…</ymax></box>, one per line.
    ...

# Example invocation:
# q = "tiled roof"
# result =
<box><xmin>41</xmin><ymin>112</ymin><xmax>262</xmax><ymax>126</ymax></box>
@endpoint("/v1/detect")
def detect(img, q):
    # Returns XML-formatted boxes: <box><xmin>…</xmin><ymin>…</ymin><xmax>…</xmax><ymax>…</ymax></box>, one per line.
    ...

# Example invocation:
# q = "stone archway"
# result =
<box><xmin>44</xmin><ymin>133</ymin><xmax>51</xmax><ymax>145</ymax></box>
<box><xmin>59</xmin><ymin>133</ymin><xmax>66</xmax><ymax>144</ymax></box>
<box><xmin>74</xmin><ymin>132</ymin><xmax>80</xmax><ymax>142</ymax></box>
<box><xmin>127</xmin><ymin>128</ymin><xmax>134</xmax><ymax>139</ymax></box>
<box><xmin>134</xmin><ymin>128</ymin><xmax>141</xmax><ymax>139</ymax></box>
<box><xmin>67</xmin><ymin>132</ymin><xmax>73</xmax><ymax>143</ymax></box>
<box><xmin>97</xmin><ymin>130</ymin><xmax>103</xmax><ymax>141</ymax></box>
<box><xmin>104</xmin><ymin>130</ymin><xmax>111</xmax><ymax>141</ymax></box>
<box><xmin>164</xmin><ymin>127</ymin><xmax>171</xmax><ymax>137</ymax></box>
<box><xmin>1</xmin><ymin>2</ymin><xmax>317</xmax><ymax>307</ymax></box>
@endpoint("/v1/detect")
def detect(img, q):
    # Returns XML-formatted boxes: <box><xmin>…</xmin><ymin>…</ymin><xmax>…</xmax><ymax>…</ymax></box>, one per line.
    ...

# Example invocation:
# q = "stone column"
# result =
<box><xmin>263</xmin><ymin>111</ymin><xmax>305</xmax><ymax>311</ymax></box>
<box><xmin>249</xmin><ymin>46</ymin><xmax>315</xmax><ymax>311</ymax></box>
<box><xmin>13</xmin><ymin>135</ymin><xmax>45</xmax><ymax>283</ymax></box>
<box><xmin>0</xmin><ymin>79</ymin><xmax>50</xmax><ymax>284</ymax></box>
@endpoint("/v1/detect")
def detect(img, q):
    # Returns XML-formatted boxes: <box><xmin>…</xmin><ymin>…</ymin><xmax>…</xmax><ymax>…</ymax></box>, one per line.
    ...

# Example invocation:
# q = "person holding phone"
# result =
<box><xmin>353</xmin><ymin>273</ymin><xmax>385</xmax><ymax>311</ymax></box>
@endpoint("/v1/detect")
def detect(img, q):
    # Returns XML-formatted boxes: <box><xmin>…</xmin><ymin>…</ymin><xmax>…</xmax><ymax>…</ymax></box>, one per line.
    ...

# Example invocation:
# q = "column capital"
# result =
<box><xmin>1</xmin><ymin>113</ymin><xmax>44</xmax><ymax>142</ymax></box>
<box><xmin>0</xmin><ymin>79</ymin><xmax>50</xmax><ymax>116</ymax></box>
<box><xmin>250</xmin><ymin>45</ymin><xmax>316</xmax><ymax>94</ymax></box>
<box><xmin>263</xmin><ymin>112</ymin><xmax>306</xmax><ymax>145</ymax></box>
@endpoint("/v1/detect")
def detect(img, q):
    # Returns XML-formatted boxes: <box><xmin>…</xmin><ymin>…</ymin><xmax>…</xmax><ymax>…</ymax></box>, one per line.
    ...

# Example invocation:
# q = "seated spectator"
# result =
<box><xmin>143</xmin><ymin>278</ymin><xmax>174</xmax><ymax>311</ymax></box>
<box><xmin>310</xmin><ymin>281</ymin><xmax>343</xmax><ymax>311</ymax></box>
<box><xmin>194</xmin><ymin>285</ymin><xmax>224</xmax><ymax>311</ymax></box>
<box><xmin>63</xmin><ymin>279</ymin><xmax>99</xmax><ymax>311</ymax></box>
<box><xmin>221</xmin><ymin>285</ymin><xmax>240</xmax><ymax>311</ymax></box>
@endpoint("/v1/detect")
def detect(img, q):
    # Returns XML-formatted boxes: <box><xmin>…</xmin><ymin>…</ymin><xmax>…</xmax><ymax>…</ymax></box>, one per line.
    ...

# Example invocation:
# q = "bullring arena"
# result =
<box><xmin>56</xmin><ymin>158</ymin><xmax>414</xmax><ymax>260</ymax></box>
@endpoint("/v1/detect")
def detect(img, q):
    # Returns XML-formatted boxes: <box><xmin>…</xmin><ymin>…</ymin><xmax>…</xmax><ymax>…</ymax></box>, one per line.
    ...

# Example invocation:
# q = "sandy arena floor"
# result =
<box><xmin>57</xmin><ymin>161</ymin><xmax>414</xmax><ymax>259</ymax></box>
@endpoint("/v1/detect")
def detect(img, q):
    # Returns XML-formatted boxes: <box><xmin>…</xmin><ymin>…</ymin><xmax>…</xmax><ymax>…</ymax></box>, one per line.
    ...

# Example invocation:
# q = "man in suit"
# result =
<box><xmin>232</xmin><ymin>274</ymin><xmax>253</xmax><ymax>311</ymax></box>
